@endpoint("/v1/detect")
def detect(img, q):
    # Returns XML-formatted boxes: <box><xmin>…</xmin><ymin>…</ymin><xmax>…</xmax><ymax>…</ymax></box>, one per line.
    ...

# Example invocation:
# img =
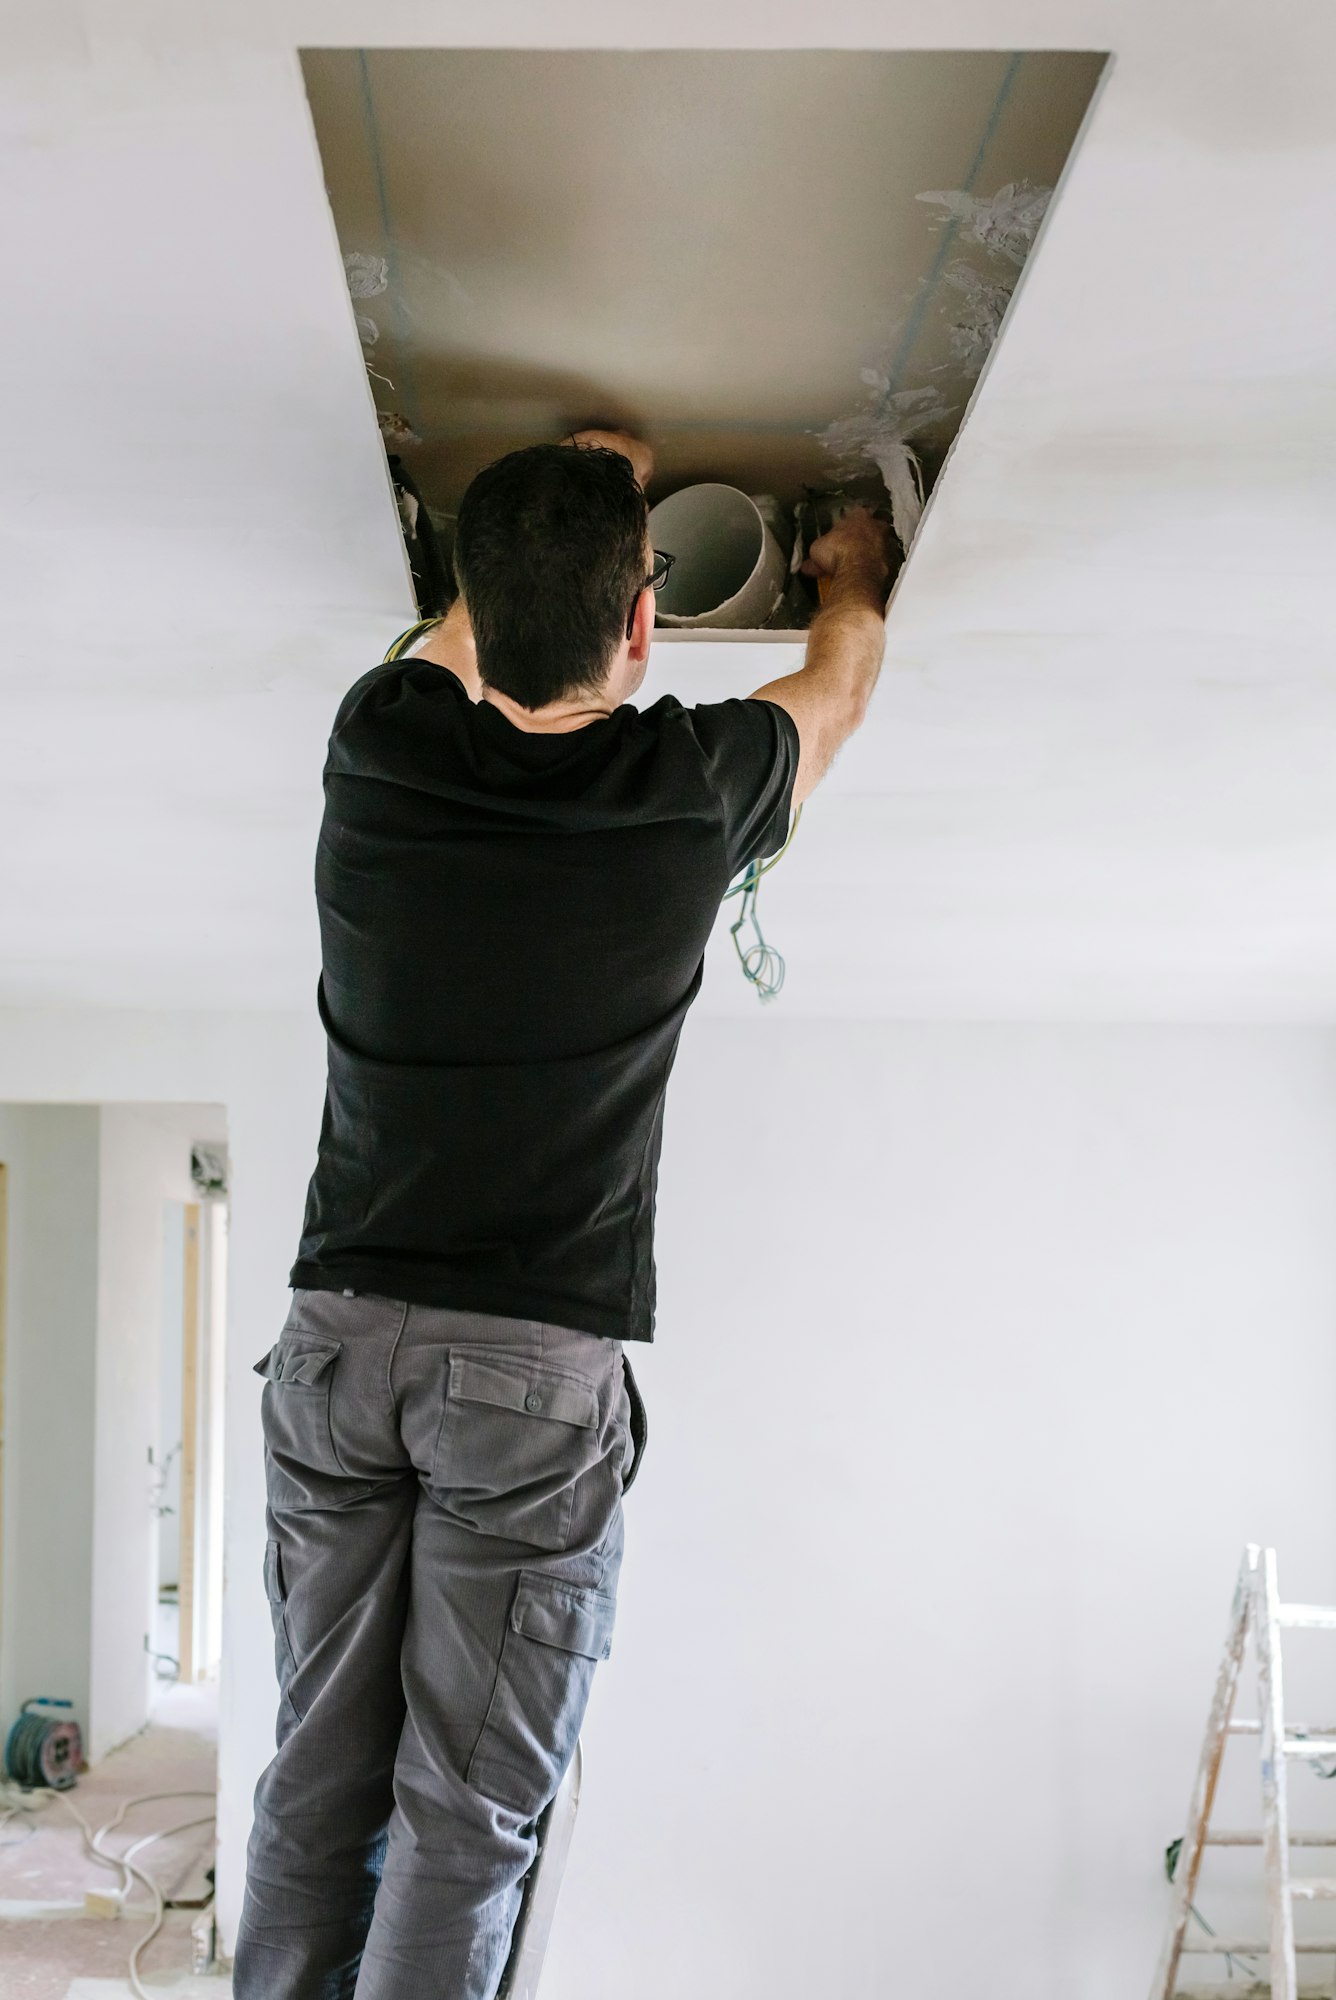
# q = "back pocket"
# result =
<box><xmin>432</xmin><ymin>1353</ymin><xmax>600</xmax><ymax>1552</ymax></box>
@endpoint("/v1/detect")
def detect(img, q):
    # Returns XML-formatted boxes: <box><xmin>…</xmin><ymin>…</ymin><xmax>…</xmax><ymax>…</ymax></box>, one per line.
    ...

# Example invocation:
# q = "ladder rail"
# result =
<box><xmin>1258</xmin><ymin>1546</ymin><xmax>1299</xmax><ymax>2000</ymax></box>
<box><xmin>1149</xmin><ymin>1546</ymin><xmax>1259</xmax><ymax>2000</ymax></box>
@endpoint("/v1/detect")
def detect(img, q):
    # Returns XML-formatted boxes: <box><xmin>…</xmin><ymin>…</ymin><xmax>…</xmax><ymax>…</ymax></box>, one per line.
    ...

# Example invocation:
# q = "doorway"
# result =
<box><xmin>153</xmin><ymin>1185</ymin><xmax>229</xmax><ymax>1691</ymax></box>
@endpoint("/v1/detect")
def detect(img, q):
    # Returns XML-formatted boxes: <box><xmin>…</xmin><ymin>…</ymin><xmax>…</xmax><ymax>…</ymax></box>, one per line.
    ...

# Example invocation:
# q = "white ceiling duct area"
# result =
<box><xmin>299</xmin><ymin>48</ymin><xmax>1105</xmax><ymax>633</ymax></box>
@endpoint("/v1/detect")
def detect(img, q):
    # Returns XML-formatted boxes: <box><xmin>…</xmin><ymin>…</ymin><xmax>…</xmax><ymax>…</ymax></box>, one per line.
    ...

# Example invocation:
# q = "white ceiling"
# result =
<box><xmin>3</xmin><ymin>1</ymin><xmax>1335</xmax><ymax>1021</ymax></box>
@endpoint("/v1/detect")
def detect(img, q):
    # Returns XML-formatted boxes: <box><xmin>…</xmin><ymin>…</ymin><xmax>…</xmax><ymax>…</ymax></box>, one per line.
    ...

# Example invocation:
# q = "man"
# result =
<box><xmin>235</xmin><ymin>431</ymin><xmax>892</xmax><ymax>1999</ymax></box>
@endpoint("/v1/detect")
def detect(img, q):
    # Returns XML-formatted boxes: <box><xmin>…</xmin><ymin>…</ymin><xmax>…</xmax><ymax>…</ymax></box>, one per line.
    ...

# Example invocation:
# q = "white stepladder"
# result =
<box><xmin>1152</xmin><ymin>1545</ymin><xmax>1336</xmax><ymax>2000</ymax></box>
<box><xmin>496</xmin><ymin>1741</ymin><xmax>583</xmax><ymax>2000</ymax></box>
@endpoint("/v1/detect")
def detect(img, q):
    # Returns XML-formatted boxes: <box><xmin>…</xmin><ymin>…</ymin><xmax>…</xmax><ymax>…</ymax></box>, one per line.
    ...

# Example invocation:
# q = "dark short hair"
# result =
<box><xmin>453</xmin><ymin>444</ymin><xmax>649</xmax><ymax>708</ymax></box>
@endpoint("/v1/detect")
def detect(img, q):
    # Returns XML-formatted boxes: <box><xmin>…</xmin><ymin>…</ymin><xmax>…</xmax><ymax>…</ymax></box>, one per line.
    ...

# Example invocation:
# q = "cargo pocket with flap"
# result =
<box><xmin>254</xmin><ymin>1336</ymin><xmax>353</xmax><ymax>1506</ymax></box>
<box><xmin>432</xmin><ymin>1353</ymin><xmax>601</xmax><ymax>1552</ymax></box>
<box><xmin>467</xmin><ymin>1569</ymin><xmax>616</xmax><ymax>1821</ymax></box>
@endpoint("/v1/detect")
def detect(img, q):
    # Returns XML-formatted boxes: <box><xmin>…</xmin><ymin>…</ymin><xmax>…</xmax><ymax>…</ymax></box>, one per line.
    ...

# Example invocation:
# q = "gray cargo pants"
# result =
<box><xmin>233</xmin><ymin>1290</ymin><xmax>637</xmax><ymax>2000</ymax></box>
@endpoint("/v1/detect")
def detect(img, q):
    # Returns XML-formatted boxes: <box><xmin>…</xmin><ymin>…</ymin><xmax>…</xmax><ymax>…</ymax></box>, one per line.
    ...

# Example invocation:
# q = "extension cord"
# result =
<box><xmin>2</xmin><ymin>1780</ymin><xmax>214</xmax><ymax>1998</ymax></box>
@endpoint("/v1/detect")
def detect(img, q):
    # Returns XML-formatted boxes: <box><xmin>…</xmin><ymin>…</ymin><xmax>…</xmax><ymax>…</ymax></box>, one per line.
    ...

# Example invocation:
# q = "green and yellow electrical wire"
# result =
<box><xmin>721</xmin><ymin>807</ymin><xmax>802</xmax><ymax>1002</ymax></box>
<box><xmin>382</xmin><ymin>616</ymin><xmax>445</xmax><ymax>663</ymax></box>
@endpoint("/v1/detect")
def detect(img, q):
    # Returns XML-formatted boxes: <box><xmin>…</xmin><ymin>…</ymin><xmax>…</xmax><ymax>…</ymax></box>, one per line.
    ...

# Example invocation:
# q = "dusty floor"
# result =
<box><xmin>0</xmin><ymin>1683</ymin><xmax>231</xmax><ymax>1997</ymax></box>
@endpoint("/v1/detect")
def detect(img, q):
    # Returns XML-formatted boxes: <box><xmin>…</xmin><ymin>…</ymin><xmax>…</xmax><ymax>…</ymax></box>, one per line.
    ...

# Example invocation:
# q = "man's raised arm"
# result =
<box><xmin>750</xmin><ymin>509</ymin><xmax>895</xmax><ymax>805</ymax></box>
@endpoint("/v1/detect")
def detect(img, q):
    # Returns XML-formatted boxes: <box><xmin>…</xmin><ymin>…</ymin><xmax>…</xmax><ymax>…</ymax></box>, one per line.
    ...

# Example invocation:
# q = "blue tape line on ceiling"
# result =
<box><xmin>401</xmin><ymin>416</ymin><xmax>849</xmax><ymax>440</ymax></box>
<box><xmin>356</xmin><ymin>49</ymin><xmax>424</xmax><ymax>434</ymax></box>
<box><xmin>881</xmin><ymin>50</ymin><xmax>1025</xmax><ymax>399</ymax></box>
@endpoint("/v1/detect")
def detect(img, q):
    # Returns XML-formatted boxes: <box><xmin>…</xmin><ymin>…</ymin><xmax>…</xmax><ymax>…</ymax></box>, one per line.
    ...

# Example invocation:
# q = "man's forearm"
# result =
<box><xmin>806</xmin><ymin>552</ymin><xmax>891</xmax><ymax>703</ymax></box>
<box><xmin>752</xmin><ymin>551</ymin><xmax>889</xmax><ymax>803</ymax></box>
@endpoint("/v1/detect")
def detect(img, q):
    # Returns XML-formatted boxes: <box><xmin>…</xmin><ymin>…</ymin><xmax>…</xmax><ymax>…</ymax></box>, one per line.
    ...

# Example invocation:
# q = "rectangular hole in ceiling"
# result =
<box><xmin>300</xmin><ymin>47</ymin><xmax>1106</xmax><ymax>637</ymax></box>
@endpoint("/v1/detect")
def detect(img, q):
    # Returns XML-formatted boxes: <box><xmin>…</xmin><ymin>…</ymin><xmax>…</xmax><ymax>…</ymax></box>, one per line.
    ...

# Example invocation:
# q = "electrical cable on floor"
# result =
<box><xmin>119</xmin><ymin>1812</ymin><xmax>216</xmax><ymax>1994</ymax></box>
<box><xmin>0</xmin><ymin>1781</ymin><xmax>59</xmax><ymax>1848</ymax></box>
<box><xmin>73</xmin><ymin>1789</ymin><xmax>216</xmax><ymax>2000</ymax></box>
<box><xmin>0</xmin><ymin>1793</ymin><xmax>42</xmax><ymax>1846</ymax></box>
<box><xmin>1</xmin><ymin>1780</ymin><xmax>216</xmax><ymax>2000</ymax></box>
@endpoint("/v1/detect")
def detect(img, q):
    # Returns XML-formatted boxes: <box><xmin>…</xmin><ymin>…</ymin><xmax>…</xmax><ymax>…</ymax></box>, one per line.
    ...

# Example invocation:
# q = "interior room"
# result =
<box><xmin>3</xmin><ymin>3</ymin><xmax>1336</xmax><ymax>1998</ymax></box>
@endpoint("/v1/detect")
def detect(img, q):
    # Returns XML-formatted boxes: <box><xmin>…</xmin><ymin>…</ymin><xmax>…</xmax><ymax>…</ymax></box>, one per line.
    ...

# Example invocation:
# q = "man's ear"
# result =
<box><xmin>628</xmin><ymin>585</ymin><xmax>655</xmax><ymax>665</ymax></box>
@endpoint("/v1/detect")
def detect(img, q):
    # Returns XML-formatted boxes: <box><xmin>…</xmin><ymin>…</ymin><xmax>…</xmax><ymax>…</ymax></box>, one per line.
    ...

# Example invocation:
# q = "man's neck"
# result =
<box><xmin>480</xmin><ymin>687</ymin><xmax>615</xmax><ymax>734</ymax></box>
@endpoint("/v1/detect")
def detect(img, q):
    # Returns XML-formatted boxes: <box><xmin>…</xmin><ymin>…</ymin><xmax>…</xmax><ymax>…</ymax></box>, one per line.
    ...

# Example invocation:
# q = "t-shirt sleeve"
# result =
<box><xmin>688</xmin><ymin>697</ymin><xmax>800</xmax><ymax>880</ymax></box>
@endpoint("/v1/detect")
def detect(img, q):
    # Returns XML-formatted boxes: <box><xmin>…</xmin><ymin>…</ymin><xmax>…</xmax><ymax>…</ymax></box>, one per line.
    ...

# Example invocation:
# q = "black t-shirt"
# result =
<box><xmin>291</xmin><ymin>660</ymin><xmax>799</xmax><ymax>1341</ymax></box>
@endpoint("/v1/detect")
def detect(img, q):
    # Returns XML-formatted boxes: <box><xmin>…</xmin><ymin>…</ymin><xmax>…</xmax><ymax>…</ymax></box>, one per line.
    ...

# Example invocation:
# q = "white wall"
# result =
<box><xmin>543</xmin><ymin>1021</ymin><xmax>1336</xmax><ymax>2000</ymax></box>
<box><xmin>4</xmin><ymin>1012</ymin><xmax>1336</xmax><ymax>1991</ymax></box>
<box><xmin>0</xmin><ymin>1105</ymin><xmax>100</xmax><ymax>1740</ymax></box>
<box><xmin>91</xmin><ymin>1102</ymin><xmax>226</xmax><ymax>1761</ymax></box>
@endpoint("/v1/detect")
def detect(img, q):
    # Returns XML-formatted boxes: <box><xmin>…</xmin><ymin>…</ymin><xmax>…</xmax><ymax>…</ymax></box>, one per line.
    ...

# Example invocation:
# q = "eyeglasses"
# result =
<box><xmin>626</xmin><ymin>549</ymin><xmax>676</xmax><ymax>637</ymax></box>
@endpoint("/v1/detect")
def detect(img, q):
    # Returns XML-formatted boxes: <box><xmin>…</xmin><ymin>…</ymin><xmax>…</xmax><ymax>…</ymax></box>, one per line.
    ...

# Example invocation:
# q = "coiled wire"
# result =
<box><xmin>721</xmin><ymin>808</ymin><xmax>802</xmax><ymax>1002</ymax></box>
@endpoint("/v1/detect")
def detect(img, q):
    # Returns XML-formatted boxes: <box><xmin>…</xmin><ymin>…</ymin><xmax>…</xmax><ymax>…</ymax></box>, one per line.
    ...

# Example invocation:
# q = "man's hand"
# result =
<box><xmin>801</xmin><ymin>507</ymin><xmax>894</xmax><ymax>597</ymax></box>
<box><xmin>751</xmin><ymin>507</ymin><xmax>894</xmax><ymax>806</ymax></box>
<box><xmin>569</xmin><ymin>428</ymin><xmax>655</xmax><ymax>492</ymax></box>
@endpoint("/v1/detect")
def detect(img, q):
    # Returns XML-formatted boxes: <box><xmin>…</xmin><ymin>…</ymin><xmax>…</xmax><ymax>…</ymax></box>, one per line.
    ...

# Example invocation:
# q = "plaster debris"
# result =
<box><xmin>815</xmin><ymin>182</ymin><xmax>1052</xmax><ymax>559</ymax></box>
<box><xmin>378</xmin><ymin>410</ymin><xmax>420</xmax><ymax>448</ymax></box>
<box><xmin>914</xmin><ymin>181</ymin><xmax>1054</xmax><ymax>380</ymax></box>
<box><xmin>915</xmin><ymin>179</ymin><xmax>1052</xmax><ymax>266</ymax></box>
<box><xmin>816</xmin><ymin>382</ymin><xmax>946</xmax><ymax>555</ymax></box>
<box><xmin>343</xmin><ymin>250</ymin><xmax>389</xmax><ymax>298</ymax></box>
<box><xmin>345</xmin><ymin>251</ymin><xmax>388</xmax><ymax>365</ymax></box>
<box><xmin>939</xmin><ymin>261</ymin><xmax>1015</xmax><ymax>373</ymax></box>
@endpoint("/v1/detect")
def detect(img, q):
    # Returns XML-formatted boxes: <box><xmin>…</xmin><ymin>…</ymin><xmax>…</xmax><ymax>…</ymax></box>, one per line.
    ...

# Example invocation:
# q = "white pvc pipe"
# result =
<box><xmin>647</xmin><ymin>483</ymin><xmax>787</xmax><ymax>629</ymax></box>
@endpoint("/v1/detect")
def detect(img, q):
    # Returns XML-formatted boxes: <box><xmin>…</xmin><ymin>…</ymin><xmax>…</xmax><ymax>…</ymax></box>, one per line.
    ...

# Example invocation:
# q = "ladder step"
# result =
<box><xmin>1227</xmin><ymin>1720</ymin><xmax>1336</xmax><ymax>1740</ymax></box>
<box><xmin>1175</xmin><ymin>1986</ymin><xmax>1336</xmax><ymax>1998</ymax></box>
<box><xmin>1205</xmin><ymin>1831</ymin><xmax>1336</xmax><ymax>1846</ymax></box>
<box><xmin>1285</xmin><ymin>1738</ymin><xmax>1336</xmax><ymax>1757</ymax></box>
<box><xmin>1292</xmin><ymin>1879</ymin><xmax>1336</xmax><ymax>1900</ymax></box>
<box><xmin>1278</xmin><ymin>1604</ymin><xmax>1336</xmax><ymax>1630</ymax></box>
<box><xmin>1180</xmin><ymin>1938</ymin><xmax>1336</xmax><ymax>1953</ymax></box>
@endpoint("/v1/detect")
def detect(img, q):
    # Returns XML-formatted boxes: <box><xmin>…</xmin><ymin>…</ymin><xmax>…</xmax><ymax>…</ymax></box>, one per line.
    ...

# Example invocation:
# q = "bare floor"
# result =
<box><xmin>0</xmin><ymin>1683</ymin><xmax>230</xmax><ymax>1998</ymax></box>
